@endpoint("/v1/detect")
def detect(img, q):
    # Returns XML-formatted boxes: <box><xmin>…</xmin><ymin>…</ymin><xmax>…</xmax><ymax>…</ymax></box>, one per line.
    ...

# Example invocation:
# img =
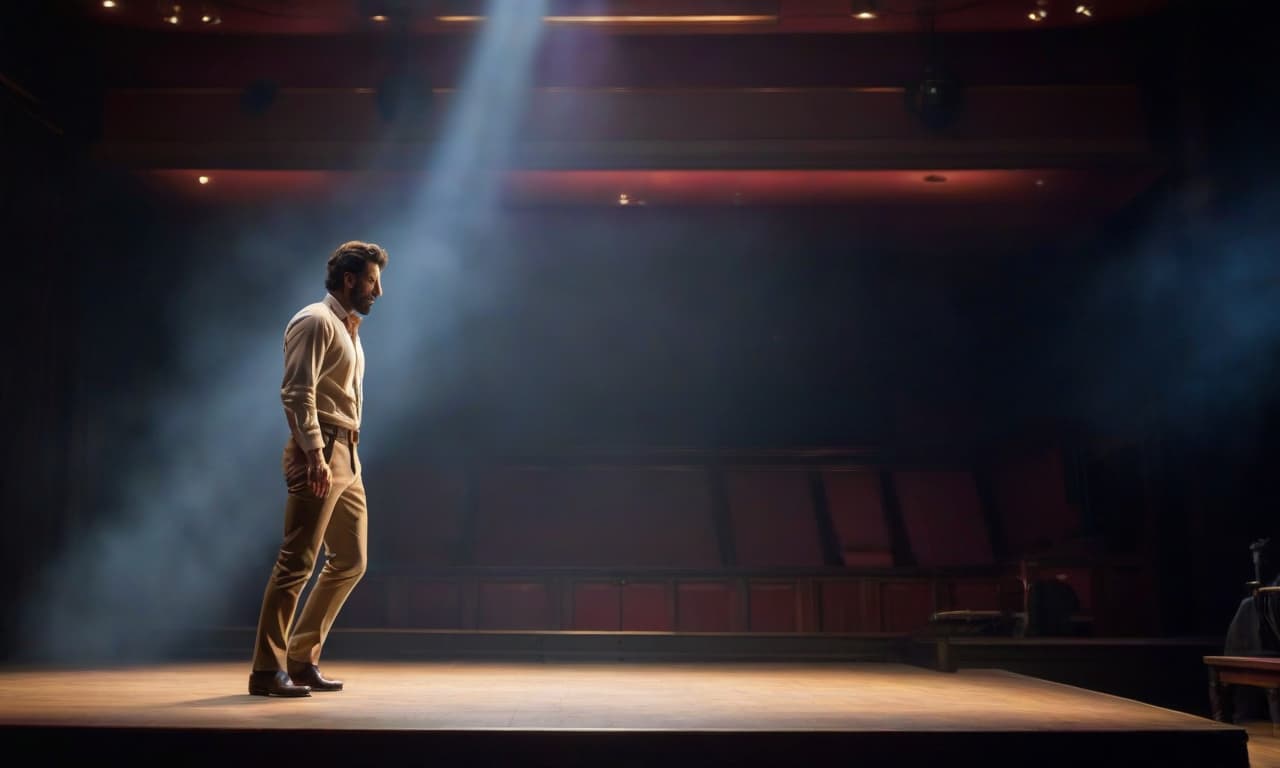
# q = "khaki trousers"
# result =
<box><xmin>251</xmin><ymin>432</ymin><xmax>367</xmax><ymax>672</ymax></box>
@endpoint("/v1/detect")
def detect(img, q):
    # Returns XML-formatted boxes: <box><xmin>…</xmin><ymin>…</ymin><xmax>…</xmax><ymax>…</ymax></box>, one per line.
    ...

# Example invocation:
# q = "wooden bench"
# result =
<box><xmin>1204</xmin><ymin>655</ymin><xmax>1280</xmax><ymax>731</ymax></box>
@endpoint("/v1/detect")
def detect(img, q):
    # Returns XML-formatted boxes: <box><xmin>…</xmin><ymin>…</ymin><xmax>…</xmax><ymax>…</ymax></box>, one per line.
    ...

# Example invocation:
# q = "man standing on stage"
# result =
<box><xmin>249</xmin><ymin>241</ymin><xmax>387</xmax><ymax>697</ymax></box>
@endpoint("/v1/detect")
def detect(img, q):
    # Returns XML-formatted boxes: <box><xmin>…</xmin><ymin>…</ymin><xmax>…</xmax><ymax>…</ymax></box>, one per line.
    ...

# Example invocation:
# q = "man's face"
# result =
<box><xmin>345</xmin><ymin>262</ymin><xmax>383</xmax><ymax>316</ymax></box>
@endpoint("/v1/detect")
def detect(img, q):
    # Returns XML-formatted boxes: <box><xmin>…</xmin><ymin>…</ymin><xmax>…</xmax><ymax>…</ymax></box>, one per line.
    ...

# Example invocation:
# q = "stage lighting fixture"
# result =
<box><xmin>851</xmin><ymin>1</ymin><xmax>878</xmax><ymax>20</ymax></box>
<box><xmin>159</xmin><ymin>2</ymin><xmax>182</xmax><ymax>25</ymax></box>
<box><xmin>358</xmin><ymin>0</ymin><xmax>412</xmax><ymax>25</ymax></box>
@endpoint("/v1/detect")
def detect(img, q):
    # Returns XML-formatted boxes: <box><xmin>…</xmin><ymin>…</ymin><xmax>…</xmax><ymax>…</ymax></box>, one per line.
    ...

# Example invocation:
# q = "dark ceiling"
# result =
<box><xmin>84</xmin><ymin>0</ymin><xmax>1170</xmax><ymax>35</ymax></box>
<box><xmin>6</xmin><ymin>0</ymin><xmax>1190</xmax><ymax>248</ymax></box>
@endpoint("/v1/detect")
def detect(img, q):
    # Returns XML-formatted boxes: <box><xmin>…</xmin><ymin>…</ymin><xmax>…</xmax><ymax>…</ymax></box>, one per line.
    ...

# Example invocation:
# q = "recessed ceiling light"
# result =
<box><xmin>851</xmin><ymin>1</ymin><xmax>878</xmax><ymax>20</ymax></box>
<box><xmin>102</xmin><ymin>1</ymin><xmax>118</xmax><ymax>8</ymax></box>
<box><xmin>370</xmin><ymin>14</ymin><xmax>388</xmax><ymax>22</ymax></box>
<box><xmin>197</xmin><ymin>175</ymin><xmax>210</xmax><ymax>185</ymax></box>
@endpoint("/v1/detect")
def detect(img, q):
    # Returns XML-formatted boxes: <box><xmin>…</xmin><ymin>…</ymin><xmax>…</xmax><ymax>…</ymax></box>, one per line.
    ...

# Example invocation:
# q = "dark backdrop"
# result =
<box><xmin>3</xmin><ymin>0</ymin><xmax>1278</xmax><ymax>652</ymax></box>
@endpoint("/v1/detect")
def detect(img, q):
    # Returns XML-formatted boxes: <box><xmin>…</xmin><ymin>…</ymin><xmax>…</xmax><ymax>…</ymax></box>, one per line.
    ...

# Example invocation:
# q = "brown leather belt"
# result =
<box><xmin>320</xmin><ymin>424</ymin><xmax>360</xmax><ymax>446</ymax></box>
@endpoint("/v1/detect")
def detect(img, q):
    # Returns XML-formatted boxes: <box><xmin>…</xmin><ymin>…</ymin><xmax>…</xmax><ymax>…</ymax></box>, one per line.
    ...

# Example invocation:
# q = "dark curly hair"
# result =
<box><xmin>325</xmin><ymin>241</ymin><xmax>388</xmax><ymax>292</ymax></box>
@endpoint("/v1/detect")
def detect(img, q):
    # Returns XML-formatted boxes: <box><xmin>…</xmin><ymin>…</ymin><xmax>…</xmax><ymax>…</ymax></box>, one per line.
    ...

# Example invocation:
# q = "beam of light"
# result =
<box><xmin>357</xmin><ymin>0</ymin><xmax>548</xmax><ymax>450</ymax></box>
<box><xmin>18</xmin><ymin>0</ymin><xmax>548</xmax><ymax>664</ymax></box>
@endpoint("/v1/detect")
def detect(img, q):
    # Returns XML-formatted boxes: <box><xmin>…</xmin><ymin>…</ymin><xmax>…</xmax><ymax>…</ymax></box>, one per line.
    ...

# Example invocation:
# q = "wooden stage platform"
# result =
<box><xmin>0</xmin><ymin>660</ymin><xmax>1249</xmax><ymax>767</ymax></box>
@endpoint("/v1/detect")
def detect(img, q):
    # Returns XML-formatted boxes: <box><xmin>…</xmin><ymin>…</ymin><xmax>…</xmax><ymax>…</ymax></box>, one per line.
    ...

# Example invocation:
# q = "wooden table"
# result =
<box><xmin>1204</xmin><ymin>655</ymin><xmax>1280</xmax><ymax>730</ymax></box>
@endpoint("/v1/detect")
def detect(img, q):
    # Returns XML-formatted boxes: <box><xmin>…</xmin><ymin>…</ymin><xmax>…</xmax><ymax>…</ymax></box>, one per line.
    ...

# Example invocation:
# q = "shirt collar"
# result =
<box><xmin>323</xmin><ymin>292</ymin><xmax>351</xmax><ymax>319</ymax></box>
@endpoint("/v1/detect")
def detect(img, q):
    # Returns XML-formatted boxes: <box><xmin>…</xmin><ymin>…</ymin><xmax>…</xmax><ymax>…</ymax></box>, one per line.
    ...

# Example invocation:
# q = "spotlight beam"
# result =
<box><xmin>20</xmin><ymin>0</ymin><xmax>549</xmax><ymax>663</ymax></box>
<box><xmin>357</xmin><ymin>0</ymin><xmax>549</xmax><ymax>456</ymax></box>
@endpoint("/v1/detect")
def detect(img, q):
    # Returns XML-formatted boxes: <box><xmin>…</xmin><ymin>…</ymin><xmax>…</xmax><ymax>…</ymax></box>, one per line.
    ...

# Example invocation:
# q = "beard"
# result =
<box><xmin>352</xmin><ymin>289</ymin><xmax>376</xmax><ymax>315</ymax></box>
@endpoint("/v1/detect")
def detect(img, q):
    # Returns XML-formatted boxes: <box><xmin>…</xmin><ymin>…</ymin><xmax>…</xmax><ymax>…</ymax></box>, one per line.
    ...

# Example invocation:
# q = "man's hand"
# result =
<box><xmin>306</xmin><ymin>448</ymin><xmax>332</xmax><ymax>498</ymax></box>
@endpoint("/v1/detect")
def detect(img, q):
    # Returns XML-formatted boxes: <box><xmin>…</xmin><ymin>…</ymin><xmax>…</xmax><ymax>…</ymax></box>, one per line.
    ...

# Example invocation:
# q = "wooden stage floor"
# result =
<box><xmin>0</xmin><ymin>661</ymin><xmax>1250</xmax><ymax>767</ymax></box>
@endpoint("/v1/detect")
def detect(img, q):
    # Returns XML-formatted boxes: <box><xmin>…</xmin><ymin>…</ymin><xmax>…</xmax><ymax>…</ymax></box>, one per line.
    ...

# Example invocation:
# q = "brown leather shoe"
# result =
<box><xmin>287</xmin><ymin>660</ymin><xmax>344</xmax><ymax>692</ymax></box>
<box><xmin>248</xmin><ymin>669</ymin><xmax>311</xmax><ymax>697</ymax></box>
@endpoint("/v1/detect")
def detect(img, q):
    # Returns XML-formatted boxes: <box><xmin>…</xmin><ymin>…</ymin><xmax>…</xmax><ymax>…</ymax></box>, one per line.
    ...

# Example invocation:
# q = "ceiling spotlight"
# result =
<box><xmin>102</xmin><ymin>1</ymin><xmax>119</xmax><ymax>8</ymax></box>
<box><xmin>160</xmin><ymin>2</ymin><xmax>182</xmax><ymax>24</ymax></box>
<box><xmin>1075</xmin><ymin>3</ymin><xmax>1094</xmax><ymax>16</ymax></box>
<box><xmin>851</xmin><ymin>0</ymin><xmax>878</xmax><ymax>20</ymax></box>
<box><xmin>200</xmin><ymin>4</ymin><xmax>221</xmax><ymax>24</ymax></box>
<box><xmin>618</xmin><ymin>193</ymin><xmax>630</xmax><ymax>206</ymax></box>
<box><xmin>197</xmin><ymin>175</ymin><xmax>210</xmax><ymax>185</ymax></box>
<box><xmin>370</xmin><ymin>14</ymin><xmax>388</xmax><ymax>22</ymax></box>
<box><xmin>1027</xmin><ymin>0</ymin><xmax>1049</xmax><ymax>21</ymax></box>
